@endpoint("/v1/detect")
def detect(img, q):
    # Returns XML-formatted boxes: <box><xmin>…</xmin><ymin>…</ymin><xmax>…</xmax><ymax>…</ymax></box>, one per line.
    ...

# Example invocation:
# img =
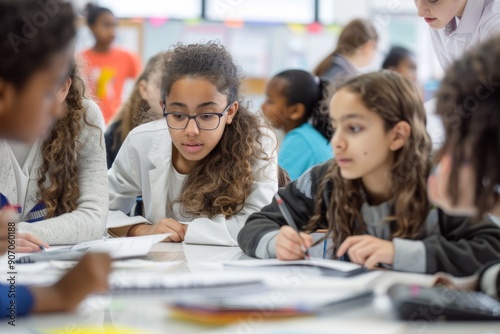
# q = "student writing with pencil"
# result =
<box><xmin>238</xmin><ymin>71</ymin><xmax>500</xmax><ymax>276</ymax></box>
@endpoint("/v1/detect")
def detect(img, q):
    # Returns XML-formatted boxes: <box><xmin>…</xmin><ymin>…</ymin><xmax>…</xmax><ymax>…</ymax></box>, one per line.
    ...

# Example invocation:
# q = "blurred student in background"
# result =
<box><xmin>314</xmin><ymin>18</ymin><xmax>378</xmax><ymax>84</ymax></box>
<box><xmin>262</xmin><ymin>70</ymin><xmax>332</xmax><ymax>180</ymax></box>
<box><xmin>382</xmin><ymin>46</ymin><xmax>418</xmax><ymax>84</ymax></box>
<box><xmin>105</xmin><ymin>52</ymin><xmax>168</xmax><ymax>168</ymax></box>
<box><xmin>81</xmin><ymin>3</ymin><xmax>141</xmax><ymax>124</ymax></box>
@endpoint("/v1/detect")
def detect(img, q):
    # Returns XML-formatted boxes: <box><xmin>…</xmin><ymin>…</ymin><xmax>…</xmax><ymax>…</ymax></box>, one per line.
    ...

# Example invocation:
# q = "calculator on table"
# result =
<box><xmin>388</xmin><ymin>284</ymin><xmax>500</xmax><ymax>321</ymax></box>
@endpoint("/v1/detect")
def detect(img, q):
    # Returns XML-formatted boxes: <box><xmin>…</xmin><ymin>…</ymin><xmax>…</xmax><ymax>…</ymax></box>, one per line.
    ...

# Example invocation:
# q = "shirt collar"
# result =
<box><xmin>445</xmin><ymin>0</ymin><xmax>485</xmax><ymax>36</ymax></box>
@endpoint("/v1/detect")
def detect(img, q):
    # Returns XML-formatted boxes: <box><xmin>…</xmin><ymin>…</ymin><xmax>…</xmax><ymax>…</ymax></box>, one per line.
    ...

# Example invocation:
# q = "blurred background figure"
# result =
<box><xmin>262</xmin><ymin>70</ymin><xmax>332</xmax><ymax>180</ymax></box>
<box><xmin>314</xmin><ymin>18</ymin><xmax>378</xmax><ymax>84</ymax></box>
<box><xmin>81</xmin><ymin>3</ymin><xmax>141</xmax><ymax>125</ymax></box>
<box><xmin>382</xmin><ymin>46</ymin><xmax>418</xmax><ymax>84</ymax></box>
<box><xmin>105</xmin><ymin>52</ymin><xmax>168</xmax><ymax>169</ymax></box>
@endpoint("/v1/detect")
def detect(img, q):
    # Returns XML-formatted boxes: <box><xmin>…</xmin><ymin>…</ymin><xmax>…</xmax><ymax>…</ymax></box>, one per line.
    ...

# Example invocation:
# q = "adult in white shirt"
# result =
<box><xmin>416</xmin><ymin>0</ymin><xmax>500</xmax><ymax>71</ymax></box>
<box><xmin>416</xmin><ymin>0</ymin><xmax>500</xmax><ymax>151</ymax></box>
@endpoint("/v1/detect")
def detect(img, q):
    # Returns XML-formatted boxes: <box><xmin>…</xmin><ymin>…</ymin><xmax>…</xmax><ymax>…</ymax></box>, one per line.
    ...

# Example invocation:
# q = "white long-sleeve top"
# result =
<box><xmin>0</xmin><ymin>99</ymin><xmax>108</xmax><ymax>245</ymax></box>
<box><xmin>107</xmin><ymin>119</ymin><xmax>278</xmax><ymax>246</ymax></box>
<box><xmin>430</xmin><ymin>0</ymin><xmax>500</xmax><ymax>70</ymax></box>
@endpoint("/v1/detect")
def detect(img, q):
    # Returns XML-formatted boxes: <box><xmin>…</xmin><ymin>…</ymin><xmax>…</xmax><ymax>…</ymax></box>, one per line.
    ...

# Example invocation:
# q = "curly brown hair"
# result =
<box><xmin>37</xmin><ymin>58</ymin><xmax>100</xmax><ymax>218</ymax></box>
<box><xmin>435</xmin><ymin>36</ymin><xmax>500</xmax><ymax>219</ymax></box>
<box><xmin>305</xmin><ymin>71</ymin><xmax>432</xmax><ymax>254</ymax></box>
<box><xmin>160</xmin><ymin>42</ymin><xmax>273</xmax><ymax>219</ymax></box>
<box><xmin>109</xmin><ymin>53</ymin><xmax>168</xmax><ymax>150</ymax></box>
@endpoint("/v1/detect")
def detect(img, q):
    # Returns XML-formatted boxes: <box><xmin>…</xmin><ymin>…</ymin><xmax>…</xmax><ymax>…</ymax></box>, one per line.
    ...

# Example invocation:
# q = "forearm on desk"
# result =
<box><xmin>109</xmin><ymin>223</ymin><xmax>148</xmax><ymax>237</ymax></box>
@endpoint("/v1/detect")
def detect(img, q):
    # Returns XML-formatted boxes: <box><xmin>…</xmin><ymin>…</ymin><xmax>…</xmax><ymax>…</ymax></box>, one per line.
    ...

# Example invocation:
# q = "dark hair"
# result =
<box><xmin>85</xmin><ymin>3</ymin><xmax>113</xmax><ymax>26</ymax></box>
<box><xmin>160</xmin><ymin>41</ymin><xmax>273</xmax><ymax>219</ymax></box>
<box><xmin>435</xmin><ymin>35</ymin><xmax>500</xmax><ymax>219</ymax></box>
<box><xmin>0</xmin><ymin>0</ymin><xmax>76</xmax><ymax>89</ymax></box>
<box><xmin>314</xmin><ymin>19</ymin><xmax>378</xmax><ymax>77</ymax></box>
<box><xmin>382</xmin><ymin>46</ymin><xmax>414</xmax><ymax>69</ymax></box>
<box><xmin>273</xmin><ymin>69</ymin><xmax>330</xmax><ymax>139</ymax></box>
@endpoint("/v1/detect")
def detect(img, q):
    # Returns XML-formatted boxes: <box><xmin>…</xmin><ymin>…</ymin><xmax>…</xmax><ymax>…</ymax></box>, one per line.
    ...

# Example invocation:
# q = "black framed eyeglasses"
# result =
<box><xmin>163</xmin><ymin>104</ymin><xmax>232</xmax><ymax>131</ymax></box>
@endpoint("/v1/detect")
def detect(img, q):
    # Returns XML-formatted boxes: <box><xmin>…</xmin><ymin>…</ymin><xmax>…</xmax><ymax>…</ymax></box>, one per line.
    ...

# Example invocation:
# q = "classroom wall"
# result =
<box><xmin>73</xmin><ymin>0</ymin><xmax>443</xmax><ymax>111</ymax></box>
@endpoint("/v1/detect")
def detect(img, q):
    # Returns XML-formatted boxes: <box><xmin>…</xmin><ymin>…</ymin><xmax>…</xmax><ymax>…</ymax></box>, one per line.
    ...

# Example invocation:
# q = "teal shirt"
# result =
<box><xmin>278</xmin><ymin>123</ymin><xmax>333</xmax><ymax>180</ymax></box>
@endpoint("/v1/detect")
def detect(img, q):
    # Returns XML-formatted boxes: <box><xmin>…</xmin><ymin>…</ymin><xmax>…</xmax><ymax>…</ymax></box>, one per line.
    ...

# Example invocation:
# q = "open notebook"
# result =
<box><xmin>224</xmin><ymin>258</ymin><xmax>368</xmax><ymax>277</ymax></box>
<box><xmin>16</xmin><ymin>234</ymin><xmax>170</xmax><ymax>263</ymax></box>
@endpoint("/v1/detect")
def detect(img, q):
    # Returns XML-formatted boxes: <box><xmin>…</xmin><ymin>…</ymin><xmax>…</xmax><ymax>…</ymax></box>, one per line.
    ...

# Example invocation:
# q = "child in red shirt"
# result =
<box><xmin>81</xmin><ymin>4</ymin><xmax>141</xmax><ymax>124</ymax></box>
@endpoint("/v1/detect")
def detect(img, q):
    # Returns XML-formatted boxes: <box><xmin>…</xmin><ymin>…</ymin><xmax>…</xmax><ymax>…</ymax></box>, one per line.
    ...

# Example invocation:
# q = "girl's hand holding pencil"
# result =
<box><xmin>275</xmin><ymin>226</ymin><xmax>313</xmax><ymax>260</ymax></box>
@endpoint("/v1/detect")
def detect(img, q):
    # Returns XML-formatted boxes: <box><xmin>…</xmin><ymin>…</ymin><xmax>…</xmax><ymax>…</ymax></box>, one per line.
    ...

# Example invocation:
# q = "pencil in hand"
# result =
<box><xmin>274</xmin><ymin>194</ymin><xmax>311</xmax><ymax>260</ymax></box>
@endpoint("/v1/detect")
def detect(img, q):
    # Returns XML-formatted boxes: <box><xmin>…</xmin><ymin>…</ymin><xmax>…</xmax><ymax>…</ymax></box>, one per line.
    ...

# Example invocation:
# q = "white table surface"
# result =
<box><xmin>1</xmin><ymin>243</ymin><xmax>499</xmax><ymax>334</ymax></box>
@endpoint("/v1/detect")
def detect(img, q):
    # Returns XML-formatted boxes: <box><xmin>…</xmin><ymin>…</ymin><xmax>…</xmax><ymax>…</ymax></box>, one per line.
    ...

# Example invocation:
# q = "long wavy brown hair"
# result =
<box><xmin>37</xmin><ymin>59</ymin><xmax>100</xmax><ymax>218</ymax></box>
<box><xmin>305</xmin><ymin>71</ymin><xmax>432</xmax><ymax>255</ymax></box>
<box><xmin>160</xmin><ymin>42</ymin><xmax>273</xmax><ymax>218</ymax></box>
<box><xmin>109</xmin><ymin>53</ymin><xmax>168</xmax><ymax>150</ymax></box>
<box><xmin>314</xmin><ymin>18</ymin><xmax>378</xmax><ymax>77</ymax></box>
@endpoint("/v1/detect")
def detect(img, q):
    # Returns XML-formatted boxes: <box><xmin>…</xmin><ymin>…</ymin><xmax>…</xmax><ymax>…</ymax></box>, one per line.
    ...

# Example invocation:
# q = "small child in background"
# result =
<box><xmin>238</xmin><ymin>71</ymin><xmax>500</xmax><ymax>277</ymax></box>
<box><xmin>382</xmin><ymin>46</ymin><xmax>418</xmax><ymax>84</ymax></box>
<box><xmin>107</xmin><ymin>42</ymin><xmax>279</xmax><ymax>246</ymax></box>
<box><xmin>81</xmin><ymin>3</ymin><xmax>141</xmax><ymax>124</ymax></box>
<box><xmin>262</xmin><ymin>70</ymin><xmax>333</xmax><ymax>180</ymax></box>
<box><xmin>105</xmin><ymin>52</ymin><xmax>168</xmax><ymax>168</ymax></box>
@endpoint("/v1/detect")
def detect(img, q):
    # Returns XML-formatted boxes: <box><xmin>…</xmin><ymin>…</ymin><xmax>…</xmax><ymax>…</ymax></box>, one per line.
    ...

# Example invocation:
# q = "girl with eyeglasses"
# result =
<box><xmin>107</xmin><ymin>42</ymin><xmax>278</xmax><ymax>246</ymax></box>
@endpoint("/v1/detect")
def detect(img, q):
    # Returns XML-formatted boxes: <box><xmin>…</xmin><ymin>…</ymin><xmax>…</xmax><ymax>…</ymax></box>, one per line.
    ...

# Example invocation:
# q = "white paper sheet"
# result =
<box><xmin>16</xmin><ymin>234</ymin><xmax>170</xmax><ymax>262</ymax></box>
<box><xmin>224</xmin><ymin>258</ymin><xmax>362</xmax><ymax>272</ymax></box>
<box><xmin>107</xmin><ymin>210</ymin><xmax>150</xmax><ymax>228</ymax></box>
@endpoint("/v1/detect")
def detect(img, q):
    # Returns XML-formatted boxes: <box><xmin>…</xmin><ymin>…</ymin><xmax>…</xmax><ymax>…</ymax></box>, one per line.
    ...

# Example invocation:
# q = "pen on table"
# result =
<box><xmin>274</xmin><ymin>193</ymin><xmax>310</xmax><ymax>260</ymax></box>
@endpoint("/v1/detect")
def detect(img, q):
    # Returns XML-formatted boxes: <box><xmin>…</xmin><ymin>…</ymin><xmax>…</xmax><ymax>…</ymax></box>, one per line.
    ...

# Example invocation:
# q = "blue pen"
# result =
<box><xmin>274</xmin><ymin>193</ymin><xmax>310</xmax><ymax>260</ymax></box>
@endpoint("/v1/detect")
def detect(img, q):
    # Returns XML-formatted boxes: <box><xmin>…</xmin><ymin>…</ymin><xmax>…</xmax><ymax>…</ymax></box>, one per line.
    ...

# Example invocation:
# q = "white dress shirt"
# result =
<box><xmin>430</xmin><ymin>0</ymin><xmax>500</xmax><ymax>70</ymax></box>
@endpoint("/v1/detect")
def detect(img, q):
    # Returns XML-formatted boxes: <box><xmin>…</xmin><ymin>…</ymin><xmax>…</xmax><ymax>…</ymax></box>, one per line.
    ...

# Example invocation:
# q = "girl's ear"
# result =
<box><xmin>138</xmin><ymin>79</ymin><xmax>148</xmax><ymax>100</ymax></box>
<box><xmin>56</xmin><ymin>77</ymin><xmax>72</xmax><ymax>104</ymax></box>
<box><xmin>389</xmin><ymin>121</ymin><xmax>411</xmax><ymax>151</ymax></box>
<box><xmin>287</xmin><ymin>103</ymin><xmax>306</xmax><ymax>121</ymax></box>
<box><xmin>226</xmin><ymin>101</ymin><xmax>239</xmax><ymax>124</ymax></box>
